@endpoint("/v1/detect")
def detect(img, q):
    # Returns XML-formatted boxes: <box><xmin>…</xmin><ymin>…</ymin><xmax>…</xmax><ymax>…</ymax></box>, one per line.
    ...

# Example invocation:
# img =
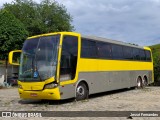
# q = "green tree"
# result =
<box><xmin>153</xmin><ymin>54</ymin><xmax>160</xmax><ymax>82</ymax></box>
<box><xmin>150</xmin><ymin>44</ymin><xmax>160</xmax><ymax>84</ymax></box>
<box><xmin>0</xmin><ymin>10</ymin><xmax>28</xmax><ymax>60</ymax></box>
<box><xmin>3</xmin><ymin>0</ymin><xmax>74</xmax><ymax>36</ymax></box>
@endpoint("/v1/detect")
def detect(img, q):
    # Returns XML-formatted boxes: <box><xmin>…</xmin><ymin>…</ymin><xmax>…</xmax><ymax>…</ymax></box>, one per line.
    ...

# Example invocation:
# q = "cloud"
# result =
<box><xmin>1</xmin><ymin>0</ymin><xmax>160</xmax><ymax>46</ymax></box>
<box><xmin>0</xmin><ymin>0</ymin><xmax>13</xmax><ymax>7</ymax></box>
<box><xmin>58</xmin><ymin>0</ymin><xmax>160</xmax><ymax>46</ymax></box>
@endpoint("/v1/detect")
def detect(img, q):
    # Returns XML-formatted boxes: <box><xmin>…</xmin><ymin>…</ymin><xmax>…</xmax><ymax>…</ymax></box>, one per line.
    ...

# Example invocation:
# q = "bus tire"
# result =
<box><xmin>142</xmin><ymin>76</ymin><xmax>148</xmax><ymax>88</ymax></box>
<box><xmin>137</xmin><ymin>77</ymin><xmax>142</xmax><ymax>89</ymax></box>
<box><xmin>76</xmin><ymin>82</ymin><xmax>88</xmax><ymax>101</ymax></box>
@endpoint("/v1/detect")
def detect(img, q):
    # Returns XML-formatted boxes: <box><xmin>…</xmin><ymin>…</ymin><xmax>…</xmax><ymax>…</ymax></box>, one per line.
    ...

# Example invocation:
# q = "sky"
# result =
<box><xmin>0</xmin><ymin>0</ymin><xmax>160</xmax><ymax>46</ymax></box>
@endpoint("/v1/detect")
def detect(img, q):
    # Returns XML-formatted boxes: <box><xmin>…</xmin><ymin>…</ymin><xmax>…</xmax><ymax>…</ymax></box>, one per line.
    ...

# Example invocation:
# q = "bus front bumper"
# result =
<box><xmin>18</xmin><ymin>88</ymin><xmax>61</xmax><ymax>100</ymax></box>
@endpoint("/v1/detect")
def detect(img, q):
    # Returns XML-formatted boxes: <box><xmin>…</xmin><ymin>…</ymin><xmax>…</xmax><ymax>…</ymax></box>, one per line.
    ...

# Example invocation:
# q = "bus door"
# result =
<box><xmin>59</xmin><ymin>35</ymin><xmax>78</xmax><ymax>82</ymax></box>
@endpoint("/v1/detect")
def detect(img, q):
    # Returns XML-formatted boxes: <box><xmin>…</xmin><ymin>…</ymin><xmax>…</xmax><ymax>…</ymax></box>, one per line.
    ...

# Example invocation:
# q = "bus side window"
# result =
<box><xmin>133</xmin><ymin>48</ymin><xmax>140</xmax><ymax>60</ymax></box>
<box><xmin>145</xmin><ymin>50</ymin><xmax>151</xmax><ymax>61</ymax></box>
<box><xmin>60</xmin><ymin>35</ymin><xmax>78</xmax><ymax>81</ymax></box>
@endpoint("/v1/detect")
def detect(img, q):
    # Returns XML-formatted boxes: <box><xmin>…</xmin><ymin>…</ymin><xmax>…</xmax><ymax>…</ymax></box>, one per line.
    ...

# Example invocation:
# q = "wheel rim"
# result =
<box><xmin>137</xmin><ymin>79</ymin><xmax>141</xmax><ymax>87</ymax></box>
<box><xmin>76</xmin><ymin>86</ymin><xmax>85</xmax><ymax>97</ymax></box>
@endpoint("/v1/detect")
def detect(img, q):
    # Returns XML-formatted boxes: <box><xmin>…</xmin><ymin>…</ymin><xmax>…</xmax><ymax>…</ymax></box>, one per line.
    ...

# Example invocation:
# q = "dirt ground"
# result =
<box><xmin>0</xmin><ymin>87</ymin><xmax>160</xmax><ymax>120</ymax></box>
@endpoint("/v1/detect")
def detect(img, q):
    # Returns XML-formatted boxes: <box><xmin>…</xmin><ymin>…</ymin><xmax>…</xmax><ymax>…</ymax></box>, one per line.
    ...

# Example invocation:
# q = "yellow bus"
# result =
<box><xmin>9</xmin><ymin>32</ymin><xmax>154</xmax><ymax>100</ymax></box>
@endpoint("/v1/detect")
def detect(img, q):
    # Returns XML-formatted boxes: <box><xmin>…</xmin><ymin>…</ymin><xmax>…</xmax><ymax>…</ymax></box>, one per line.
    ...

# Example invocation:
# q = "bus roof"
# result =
<box><xmin>82</xmin><ymin>35</ymin><xmax>145</xmax><ymax>49</ymax></box>
<box><xmin>27</xmin><ymin>32</ymin><xmax>149</xmax><ymax>50</ymax></box>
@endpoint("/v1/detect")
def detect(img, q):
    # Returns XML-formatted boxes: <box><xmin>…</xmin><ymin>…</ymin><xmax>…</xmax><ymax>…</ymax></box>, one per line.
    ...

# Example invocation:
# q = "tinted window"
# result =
<box><xmin>139</xmin><ymin>49</ymin><xmax>146</xmax><ymax>61</ymax></box>
<box><xmin>62</xmin><ymin>36</ymin><xmax>78</xmax><ymax>56</ymax></box>
<box><xmin>145</xmin><ymin>50</ymin><xmax>151</xmax><ymax>61</ymax></box>
<box><xmin>97</xmin><ymin>42</ymin><xmax>112</xmax><ymax>59</ymax></box>
<box><xmin>133</xmin><ymin>48</ymin><xmax>140</xmax><ymax>60</ymax></box>
<box><xmin>123</xmin><ymin>46</ymin><xmax>133</xmax><ymax>60</ymax></box>
<box><xmin>23</xmin><ymin>38</ymin><xmax>39</xmax><ymax>52</ymax></box>
<box><xmin>112</xmin><ymin>44</ymin><xmax>123</xmax><ymax>59</ymax></box>
<box><xmin>81</xmin><ymin>39</ymin><xmax>97</xmax><ymax>58</ymax></box>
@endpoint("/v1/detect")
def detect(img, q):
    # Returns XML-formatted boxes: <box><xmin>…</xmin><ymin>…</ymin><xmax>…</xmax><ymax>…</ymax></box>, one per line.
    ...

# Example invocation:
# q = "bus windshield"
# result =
<box><xmin>19</xmin><ymin>35</ymin><xmax>60</xmax><ymax>81</ymax></box>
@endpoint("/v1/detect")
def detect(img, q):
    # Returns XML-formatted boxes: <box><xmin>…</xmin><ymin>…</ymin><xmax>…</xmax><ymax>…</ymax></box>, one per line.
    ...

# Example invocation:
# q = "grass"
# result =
<box><xmin>150</xmin><ymin>44</ymin><xmax>160</xmax><ymax>49</ymax></box>
<box><xmin>149</xmin><ymin>44</ymin><xmax>160</xmax><ymax>55</ymax></box>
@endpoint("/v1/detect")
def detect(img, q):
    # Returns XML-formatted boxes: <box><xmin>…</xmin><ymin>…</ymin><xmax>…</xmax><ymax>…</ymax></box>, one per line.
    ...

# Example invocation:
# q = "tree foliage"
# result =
<box><xmin>0</xmin><ymin>10</ymin><xmax>28</xmax><ymax>60</ymax></box>
<box><xmin>150</xmin><ymin>44</ymin><xmax>160</xmax><ymax>82</ymax></box>
<box><xmin>3</xmin><ymin>0</ymin><xmax>74</xmax><ymax>36</ymax></box>
<box><xmin>153</xmin><ymin>54</ymin><xmax>160</xmax><ymax>82</ymax></box>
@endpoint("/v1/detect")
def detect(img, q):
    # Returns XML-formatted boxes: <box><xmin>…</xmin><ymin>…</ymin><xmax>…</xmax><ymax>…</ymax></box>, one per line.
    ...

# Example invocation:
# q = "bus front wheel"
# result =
<box><xmin>76</xmin><ymin>82</ymin><xmax>88</xmax><ymax>101</ymax></box>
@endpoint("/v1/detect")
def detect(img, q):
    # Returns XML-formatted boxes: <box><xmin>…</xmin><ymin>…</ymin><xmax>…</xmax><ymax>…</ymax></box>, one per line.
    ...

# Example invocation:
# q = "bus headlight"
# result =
<box><xmin>44</xmin><ymin>83</ymin><xmax>58</xmax><ymax>89</ymax></box>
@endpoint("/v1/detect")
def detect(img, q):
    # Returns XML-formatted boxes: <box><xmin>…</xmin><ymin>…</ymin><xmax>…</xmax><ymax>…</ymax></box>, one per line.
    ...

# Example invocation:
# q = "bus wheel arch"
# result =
<box><xmin>136</xmin><ymin>76</ymin><xmax>143</xmax><ymax>88</ymax></box>
<box><xmin>75</xmin><ymin>80</ymin><xmax>89</xmax><ymax>101</ymax></box>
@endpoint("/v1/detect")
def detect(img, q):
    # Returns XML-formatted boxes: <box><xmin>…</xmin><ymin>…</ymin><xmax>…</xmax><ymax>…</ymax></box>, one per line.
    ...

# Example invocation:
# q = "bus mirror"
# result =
<box><xmin>8</xmin><ymin>50</ymin><xmax>22</xmax><ymax>65</ymax></box>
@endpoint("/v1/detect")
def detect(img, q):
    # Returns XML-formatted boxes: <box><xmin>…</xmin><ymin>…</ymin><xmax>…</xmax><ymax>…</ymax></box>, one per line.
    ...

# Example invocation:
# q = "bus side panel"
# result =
<box><xmin>77</xmin><ymin>71</ymin><xmax>131</xmax><ymax>94</ymax></box>
<box><xmin>59</xmin><ymin>84</ymin><xmax>75</xmax><ymax>99</ymax></box>
<box><xmin>77</xmin><ymin>70</ymin><xmax>152</xmax><ymax>95</ymax></box>
<box><xmin>108</xmin><ymin>71</ymin><xmax>130</xmax><ymax>90</ymax></box>
<box><xmin>58</xmin><ymin>70</ymin><xmax>152</xmax><ymax>100</ymax></box>
<box><xmin>148</xmin><ymin>71</ymin><xmax>153</xmax><ymax>84</ymax></box>
<box><xmin>77</xmin><ymin>72</ymin><xmax>111</xmax><ymax>94</ymax></box>
<box><xmin>77</xmin><ymin>71</ymin><xmax>130</xmax><ymax>94</ymax></box>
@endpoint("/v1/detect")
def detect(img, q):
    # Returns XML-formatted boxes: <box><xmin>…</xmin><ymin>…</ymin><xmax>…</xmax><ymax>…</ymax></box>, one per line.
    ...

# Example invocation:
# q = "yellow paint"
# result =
<box><xmin>27</xmin><ymin>32</ymin><xmax>79</xmax><ymax>39</ymax></box>
<box><xmin>18</xmin><ymin>87</ymin><xmax>60</xmax><ymax>100</ymax></box>
<box><xmin>78</xmin><ymin>59</ymin><xmax>153</xmax><ymax>71</ymax></box>
<box><xmin>8</xmin><ymin>50</ymin><xmax>22</xmax><ymax>65</ymax></box>
<box><xmin>18</xmin><ymin>77</ymin><xmax>55</xmax><ymax>90</ymax></box>
<box><xmin>18</xmin><ymin>77</ymin><xmax>60</xmax><ymax>100</ymax></box>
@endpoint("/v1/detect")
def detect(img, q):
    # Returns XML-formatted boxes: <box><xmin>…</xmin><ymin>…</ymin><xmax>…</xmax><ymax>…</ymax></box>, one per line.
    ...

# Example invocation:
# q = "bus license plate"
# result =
<box><xmin>30</xmin><ymin>93</ymin><xmax>37</xmax><ymax>97</ymax></box>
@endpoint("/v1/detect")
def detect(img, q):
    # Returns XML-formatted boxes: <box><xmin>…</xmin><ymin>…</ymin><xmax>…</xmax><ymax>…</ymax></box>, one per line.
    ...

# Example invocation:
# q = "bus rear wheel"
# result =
<box><xmin>137</xmin><ymin>77</ymin><xmax>142</xmax><ymax>89</ymax></box>
<box><xmin>76</xmin><ymin>82</ymin><xmax>88</xmax><ymax>101</ymax></box>
<box><xmin>142</xmin><ymin>77</ymin><xmax>148</xmax><ymax>88</ymax></box>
